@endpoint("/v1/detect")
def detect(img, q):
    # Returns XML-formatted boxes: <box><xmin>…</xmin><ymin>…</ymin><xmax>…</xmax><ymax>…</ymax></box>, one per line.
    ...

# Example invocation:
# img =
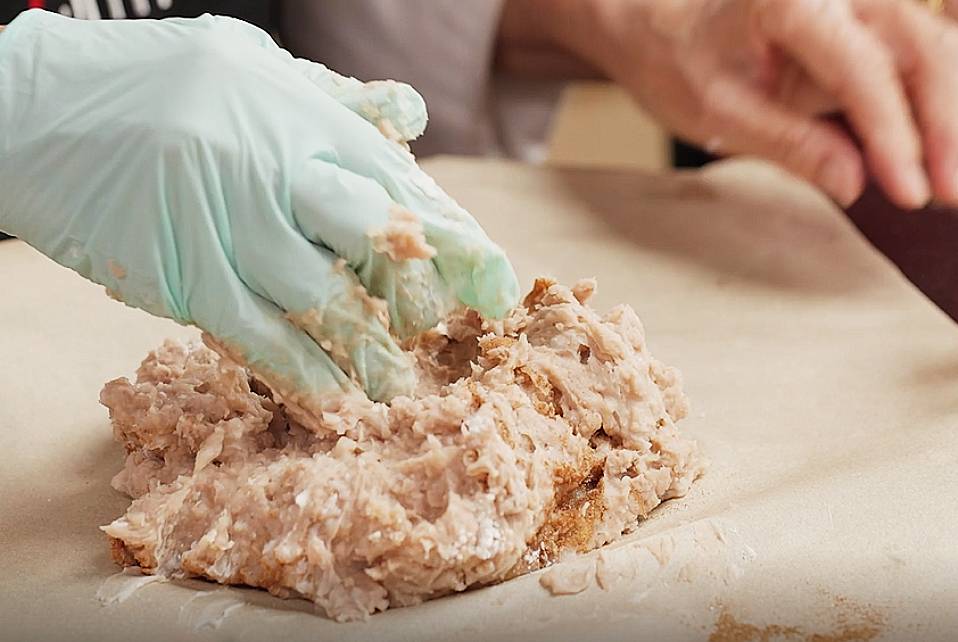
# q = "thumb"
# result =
<box><xmin>702</xmin><ymin>77</ymin><xmax>866</xmax><ymax>206</ymax></box>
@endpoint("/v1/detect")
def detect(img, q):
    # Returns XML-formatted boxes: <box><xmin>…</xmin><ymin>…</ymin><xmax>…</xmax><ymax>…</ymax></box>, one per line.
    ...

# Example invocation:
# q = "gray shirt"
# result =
<box><xmin>278</xmin><ymin>0</ymin><xmax>561</xmax><ymax>161</ymax></box>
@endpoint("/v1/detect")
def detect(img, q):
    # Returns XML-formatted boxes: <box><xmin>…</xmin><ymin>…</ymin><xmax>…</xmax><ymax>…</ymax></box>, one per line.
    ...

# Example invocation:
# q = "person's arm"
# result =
<box><xmin>496</xmin><ymin>0</ymin><xmax>598</xmax><ymax>79</ymax></box>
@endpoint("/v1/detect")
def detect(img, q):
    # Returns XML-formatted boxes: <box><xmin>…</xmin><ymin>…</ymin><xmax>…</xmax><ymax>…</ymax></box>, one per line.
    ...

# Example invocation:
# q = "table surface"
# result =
<box><xmin>2</xmin><ymin>157</ymin><xmax>956</xmax><ymax>642</ymax></box>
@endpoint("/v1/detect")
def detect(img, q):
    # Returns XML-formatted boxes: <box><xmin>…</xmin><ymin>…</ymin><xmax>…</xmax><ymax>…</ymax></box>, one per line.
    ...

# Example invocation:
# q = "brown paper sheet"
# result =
<box><xmin>2</xmin><ymin>158</ymin><xmax>956</xmax><ymax>642</ymax></box>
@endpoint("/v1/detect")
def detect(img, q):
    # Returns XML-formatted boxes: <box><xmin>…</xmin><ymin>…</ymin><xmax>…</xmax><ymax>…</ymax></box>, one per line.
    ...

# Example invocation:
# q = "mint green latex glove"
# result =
<box><xmin>0</xmin><ymin>10</ymin><xmax>519</xmax><ymax>404</ymax></box>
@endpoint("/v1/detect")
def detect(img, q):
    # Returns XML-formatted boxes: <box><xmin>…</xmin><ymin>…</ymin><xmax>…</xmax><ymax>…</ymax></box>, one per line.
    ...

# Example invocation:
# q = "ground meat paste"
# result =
<box><xmin>99</xmin><ymin>279</ymin><xmax>705</xmax><ymax>621</ymax></box>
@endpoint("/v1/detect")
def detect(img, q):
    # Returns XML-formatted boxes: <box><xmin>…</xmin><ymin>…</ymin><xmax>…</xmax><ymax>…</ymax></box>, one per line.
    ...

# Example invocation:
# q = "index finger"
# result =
<box><xmin>311</xmin><ymin>95</ymin><xmax>521</xmax><ymax>319</ymax></box>
<box><xmin>753</xmin><ymin>0</ymin><xmax>930</xmax><ymax>208</ymax></box>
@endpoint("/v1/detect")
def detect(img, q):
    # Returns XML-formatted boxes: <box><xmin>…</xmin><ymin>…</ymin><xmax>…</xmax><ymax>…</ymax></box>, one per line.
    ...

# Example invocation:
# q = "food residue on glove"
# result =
<box><xmin>368</xmin><ymin>206</ymin><xmax>437</xmax><ymax>262</ymax></box>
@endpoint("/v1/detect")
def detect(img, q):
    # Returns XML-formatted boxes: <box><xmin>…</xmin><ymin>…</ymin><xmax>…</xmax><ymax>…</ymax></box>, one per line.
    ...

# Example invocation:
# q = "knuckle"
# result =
<box><xmin>771</xmin><ymin>123</ymin><xmax>826</xmax><ymax>176</ymax></box>
<box><xmin>751</xmin><ymin>0</ymin><xmax>792</xmax><ymax>36</ymax></box>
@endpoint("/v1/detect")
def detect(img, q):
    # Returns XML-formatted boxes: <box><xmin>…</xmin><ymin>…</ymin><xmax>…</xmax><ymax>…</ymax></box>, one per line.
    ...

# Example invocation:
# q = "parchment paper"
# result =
<box><xmin>2</xmin><ymin>158</ymin><xmax>956</xmax><ymax>642</ymax></box>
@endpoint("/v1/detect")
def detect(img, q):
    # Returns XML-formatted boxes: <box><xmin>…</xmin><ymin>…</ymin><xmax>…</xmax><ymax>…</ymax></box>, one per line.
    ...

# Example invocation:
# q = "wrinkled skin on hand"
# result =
<box><xmin>0</xmin><ymin>11</ymin><xmax>519</xmax><ymax>406</ymax></box>
<box><xmin>549</xmin><ymin>0</ymin><xmax>958</xmax><ymax>209</ymax></box>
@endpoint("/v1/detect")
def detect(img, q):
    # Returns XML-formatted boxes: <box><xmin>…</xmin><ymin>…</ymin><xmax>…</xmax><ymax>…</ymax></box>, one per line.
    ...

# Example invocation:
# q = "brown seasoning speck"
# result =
<box><xmin>708</xmin><ymin>599</ymin><xmax>885</xmax><ymax>642</ymax></box>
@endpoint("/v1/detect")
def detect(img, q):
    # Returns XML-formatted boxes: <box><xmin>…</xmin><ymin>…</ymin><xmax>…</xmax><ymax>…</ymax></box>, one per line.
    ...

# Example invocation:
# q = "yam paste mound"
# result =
<box><xmin>99</xmin><ymin>279</ymin><xmax>704</xmax><ymax>621</ymax></box>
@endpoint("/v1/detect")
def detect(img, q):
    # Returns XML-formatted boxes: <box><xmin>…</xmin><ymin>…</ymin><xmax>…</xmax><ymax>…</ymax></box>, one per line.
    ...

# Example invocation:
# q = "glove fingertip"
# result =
<box><xmin>357</xmin><ymin>342</ymin><xmax>418</xmax><ymax>402</ymax></box>
<box><xmin>358</xmin><ymin>80</ymin><xmax>428</xmax><ymax>143</ymax></box>
<box><xmin>470</xmin><ymin>248</ymin><xmax>521</xmax><ymax>319</ymax></box>
<box><xmin>386</xmin><ymin>81</ymin><xmax>428</xmax><ymax>142</ymax></box>
<box><xmin>441</xmin><ymin>242</ymin><xmax>519</xmax><ymax>320</ymax></box>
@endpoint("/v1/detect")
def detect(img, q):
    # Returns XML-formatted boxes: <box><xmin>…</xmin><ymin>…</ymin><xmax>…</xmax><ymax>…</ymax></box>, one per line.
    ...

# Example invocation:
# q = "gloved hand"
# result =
<box><xmin>511</xmin><ymin>0</ymin><xmax>958</xmax><ymax>210</ymax></box>
<box><xmin>0</xmin><ymin>10</ymin><xmax>518</xmax><ymax>406</ymax></box>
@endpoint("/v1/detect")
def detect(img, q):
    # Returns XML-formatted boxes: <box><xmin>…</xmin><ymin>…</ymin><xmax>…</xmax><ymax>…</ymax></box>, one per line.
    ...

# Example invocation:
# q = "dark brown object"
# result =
<box><xmin>845</xmin><ymin>185</ymin><xmax>958</xmax><ymax>323</ymax></box>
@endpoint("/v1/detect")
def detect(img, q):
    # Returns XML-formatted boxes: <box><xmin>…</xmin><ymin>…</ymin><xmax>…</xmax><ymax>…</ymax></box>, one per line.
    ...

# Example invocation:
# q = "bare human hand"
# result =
<box><xmin>519</xmin><ymin>0</ymin><xmax>958</xmax><ymax>209</ymax></box>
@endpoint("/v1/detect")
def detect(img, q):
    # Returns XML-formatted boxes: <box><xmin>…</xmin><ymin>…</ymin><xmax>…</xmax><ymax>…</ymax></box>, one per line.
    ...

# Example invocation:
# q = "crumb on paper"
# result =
<box><xmin>178</xmin><ymin>591</ymin><xmax>246</xmax><ymax>632</ymax></box>
<box><xmin>595</xmin><ymin>549</ymin><xmax>636</xmax><ymax>591</ymax></box>
<box><xmin>594</xmin><ymin>549</ymin><xmax>617</xmax><ymax>590</ymax></box>
<box><xmin>643</xmin><ymin>535</ymin><xmax>676</xmax><ymax>567</ymax></box>
<box><xmin>95</xmin><ymin>567</ymin><xmax>165</xmax><ymax>606</ymax></box>
<box><xmin>99</xmin><ymin>278</ymin><xmax>704</xmax><ymax>622</ymax></box>
<box><xmin>539</xmin><ymin>561</ymin><xmax>593</xmax><ymax>596</ymax></box>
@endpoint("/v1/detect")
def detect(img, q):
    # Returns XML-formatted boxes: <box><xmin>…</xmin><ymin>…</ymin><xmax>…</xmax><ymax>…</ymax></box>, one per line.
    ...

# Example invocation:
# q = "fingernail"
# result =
<box><xmin>817</xmin><ymin>156</ymin><xmax>860</xmax><ymax>208</ymax></box>
<box><xmin>900</xmin><ymin>165</ymin><xmax>931</xmax><ymax>210</ymax></box>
